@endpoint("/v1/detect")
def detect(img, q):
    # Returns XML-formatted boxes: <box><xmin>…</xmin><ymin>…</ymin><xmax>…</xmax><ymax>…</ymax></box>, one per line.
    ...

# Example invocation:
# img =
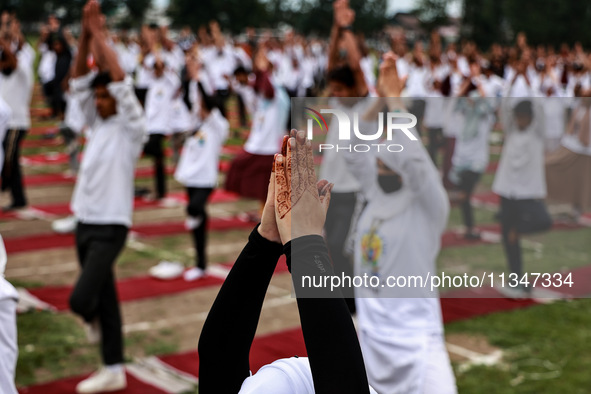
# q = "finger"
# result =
<box><xmin>321</xmin><ymin>183</ymin><xmax>334</xmax><ymax>215</ymax></box>
<box><xmin>281</xmin><ymin>135</ymin><xmax>289</xmax><ymax>156</ymax></box>
<box><xmin>274</xmin><ymin>154</ymin><xmax>290</xmax><ymax>219</ymax></box>
<box><xmin>266</xmin><ymin>163</ymin><xmax>276</xmax><ymax>208</ymax></box>
<box><xmin>286</xmin><ymin>136</ymin><xmax>294</xmax><ymax>195</ymax></box>
<box><xmin>317</xmin><ymin>179</ymin><xmax>329</xmax><ymax>195</ymax></box>
<box><xmin>293</xmin><ymin>132</ymin><xmax>307</xmax><ymax>200</ymax></box>
<box><xmin>304</xmin><ymin>135</ymin><xmax>318</xmax><ymax>193</ymax></box>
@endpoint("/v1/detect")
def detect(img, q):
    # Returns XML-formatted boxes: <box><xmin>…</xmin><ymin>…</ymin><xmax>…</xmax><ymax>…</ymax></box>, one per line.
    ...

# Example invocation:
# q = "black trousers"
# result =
<box><xmin>458</xmin><ymin>170</ymin><xmax>481</xmax><ymax>232</ymax></box>
<box><xmin>324</xmin><ymin>192</ymin><xmax>357</xmax><ymax>314</ymax></box>
<box><xmin>500</xmin><ymin>197</ymin><xmax>524</xmax><ymax>279</ymax></box>
<box><xmin>215</xmin><ymin>89</ymin><xmax>230</xmax><ymax>118</ymax></box>
<box><xmin>428</xmin><ymin>127</ymin><xmax>444</xmax><ymax>166</ymax></box>
<box><xmin>187</xmin><ymin>187</ymin><xmax>213</xmax><ymax>270</ymax></box>
<box><xmin>143</xmin><ymin>133</ymin><xmax>167</xmax><ymax>199</ymax></box>
<box><xmin>69</xmin><ymin>223</ymin><xmax>128</xmax><ymax>366</ymax></box>
<box><xmin>2</xmin><ymin>129</ymin><xmax>28</xmax><ymax>207</ymax></box>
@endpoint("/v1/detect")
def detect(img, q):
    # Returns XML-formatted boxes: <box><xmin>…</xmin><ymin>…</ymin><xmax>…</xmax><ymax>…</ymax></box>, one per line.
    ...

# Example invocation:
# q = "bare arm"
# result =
<box><xmin>341</xmin><ymin>30</ymin><xmax>368</xmax><ymax>96</ymax></box>
<box><xmin>86</xmin><ymin>0</ymin><xmax>124</xmax><ymax>82</ymax></box>
<box><xmin>73</xmin><ymin>2</ymin><xmax>92</xmax><ymax>78</ymax></box>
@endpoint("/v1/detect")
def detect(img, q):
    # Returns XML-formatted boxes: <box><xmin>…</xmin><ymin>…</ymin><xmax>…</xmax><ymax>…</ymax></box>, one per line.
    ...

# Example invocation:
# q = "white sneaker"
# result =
<box><xmin>84</xmin><ymin>319</ymin><xmax>101</xmax><ymax>345</ymax></box>
<box><xmin>76</xmin><ymin>366</ymin><xmax>126</xmax><ymax>393</ymax></box>
<box><xmin>149</xmin><ymin>261</ymin><xmax>185</xmax><ymax>280</ymax></box>
<box><xmin>496</xmin><ymin>285</ymin><xmax>531</xmax><ymax>300</ymax></box>
<box><xmin>184</xmin><ymin>216</ymin><xmax>202</xmax><ymax>230</ymax></box>
<box><xmin>183</xmin><ymin>267</ymin><xmax>205</xmax><ymax>281</ymax></box>
<box><xmin>52</xmin><ymin>216</ymin><xmax>77</xmax><ymax>234</ymax></box>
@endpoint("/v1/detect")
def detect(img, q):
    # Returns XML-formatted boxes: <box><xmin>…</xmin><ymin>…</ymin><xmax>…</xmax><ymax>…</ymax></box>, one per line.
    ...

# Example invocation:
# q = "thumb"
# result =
<box><xmin>320</xmin><ymin>183</ymin><xmax>334</xmax><ymax>216</ymax></box>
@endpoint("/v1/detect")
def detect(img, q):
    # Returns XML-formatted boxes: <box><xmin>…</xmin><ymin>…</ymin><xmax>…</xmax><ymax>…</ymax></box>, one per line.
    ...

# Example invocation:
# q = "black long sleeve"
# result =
<box><xmin>286</xmin><ymin>236</ymin><xmax>370</xmax><ymax>394</ymax></box>
<box><xmin>198</xmin><ymin>225</ymin><xmax>283</xmax><ymax>394</ymax></box>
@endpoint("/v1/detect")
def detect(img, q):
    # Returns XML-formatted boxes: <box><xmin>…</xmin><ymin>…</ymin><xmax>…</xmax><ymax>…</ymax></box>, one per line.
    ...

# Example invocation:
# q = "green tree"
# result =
<box><xmin>461</xmin><ymin>0</ymin><xmax>591</xmax><ymax>49</ymax></box>
<box><xmin>413</xmin><ymin>0</ymin><xmax>449</xmax><ymax>32</ymax></box>
<box><xmin>168</xmin><ymin>0</ymin><xmax>271</xmax><ymax>33</ymax></box>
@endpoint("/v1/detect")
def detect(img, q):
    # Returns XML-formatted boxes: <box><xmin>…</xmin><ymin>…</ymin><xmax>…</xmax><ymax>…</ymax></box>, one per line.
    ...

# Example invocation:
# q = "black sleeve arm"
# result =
<box><xmin>285</xmin><ymin>236</ymin><xmax>370</xmax><ymax>394</ymax></box>
<box><xmin>198</xmin><ymin>224</ymin><xmax>283</xmax><ymax>394</ymax></box>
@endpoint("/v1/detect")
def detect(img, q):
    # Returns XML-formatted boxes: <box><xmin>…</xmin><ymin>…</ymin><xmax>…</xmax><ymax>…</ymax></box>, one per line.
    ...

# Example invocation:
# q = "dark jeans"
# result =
<box><xmin>187</xmin><ymin>187</ymin><xmax>214</xmax><ymax>270</ymax></box>
<box><xmin>500</xmin><ymin>197</ymin><xmax>525</xmax><ymax>280</ymax></box>
<box><xmin>2</xmin><ymin>129</ymin><xmax>28</xmax><ymax>207</ymax></box>
<box><xmin>69</xmin><ymin>223</ymin><xmax>128</xmax><ymax>365</ymax></box>
<box><xmin>458</xmin><ymin>170</ymin><xmax>481</xmax><ymax>232</ymax></box>
<box><xmin>324</xmin><ymin>191</ymin><xmax>357</xmax><ymax>314</ymax></box>
<box><xmin>143</xmin><ymin>133</ymin><xmax>167</xmax><ymax>199</ymax></box>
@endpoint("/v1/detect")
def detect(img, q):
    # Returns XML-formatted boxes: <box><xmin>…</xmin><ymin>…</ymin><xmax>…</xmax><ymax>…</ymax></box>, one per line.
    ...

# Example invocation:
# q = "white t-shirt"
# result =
<box><xmin>70</xmin><ymin>73</ymin><xmax>147</xmax><ymax>227</ymax></box>
<box><xmin>239</xmin><ymin>357</ymin><xmax>378</xmax><ymax>394</ymax></box>
<box><xmin>0</xmin><ymin>43</ymin><xmax>34</xmax><ymax>129</ymax></box>
<box><xmin>0</xmin><ymin>98</ymin><xmax>12</xmax><ymax>174</ymax></box>
<box><xmin>37</xmin><ymin>44</ymin><xmax>57</xmax><ymax>84</ymax></box>
<box><xmin>493</xmin><ymin>99</ymin><xmax>547</xmax><ymax>199</ymax></box>
<box><xmin>64</xmin><ymin>92</ymin><xmax>86</xmax><ymax>135</ymax></box>
<box><xmin>203</xmin><ymin>45</ymin><xmax>236</xmax><ymax>91</ymax></box>
<box><xmin>145</xmin><ymin>71</ymin><xmax>180</xmax><ymax>135</ymax></box>
<box><xmin>319</xmin><ymin>97</ymin><xmax>378</xmax><ymax>193</ymax></box>
<box><xmin>451</xmin><ymin>97</ymin><xmax>494</xmax><ymax>173</ymax></box>
<box><xmin>561</xmin><ymin>104</ymin><xmax>591</xmax><ymax>156</ymax></box>
<box><xmin>243</xmin><ymin>85</ymin><xmax>290</xmax><ymax>155</ymax></box>
<box><xmin>405</xmin><ymin>64</ymin><xmax>428</xmax><ymax>97</ymax></box>
<box><xmin>174</xmin><ymin>108</ymin><xmax>229</xmax><ymax>188</ymax></box>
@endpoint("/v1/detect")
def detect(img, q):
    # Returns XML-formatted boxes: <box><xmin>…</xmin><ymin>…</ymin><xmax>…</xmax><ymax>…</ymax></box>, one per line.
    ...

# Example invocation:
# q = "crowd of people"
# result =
<box><xmin>0</xmin><ymin>0</ymin><xmax>590</xmax><ymax>392</ymax></box>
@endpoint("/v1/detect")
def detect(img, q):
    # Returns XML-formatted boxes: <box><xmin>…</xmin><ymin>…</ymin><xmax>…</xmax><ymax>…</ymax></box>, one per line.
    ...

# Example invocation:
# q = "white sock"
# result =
<box><xmin>105</xmin><ymin>364</ymin><xmax>124</xmax><ymax>374</ymax></box>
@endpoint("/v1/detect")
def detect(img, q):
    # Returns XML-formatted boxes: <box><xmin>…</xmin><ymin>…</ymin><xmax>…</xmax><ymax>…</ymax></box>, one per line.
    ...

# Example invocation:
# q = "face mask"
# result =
<box><xmin>377</xmin><ymin>174</ymin><xmax>402</xmax><ymax>194</ymax></box>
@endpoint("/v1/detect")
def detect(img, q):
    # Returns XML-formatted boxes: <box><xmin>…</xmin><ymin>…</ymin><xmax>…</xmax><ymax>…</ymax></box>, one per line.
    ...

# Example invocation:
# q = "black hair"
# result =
<box><xmin>233</xmin><ymin>66</ymin><xmax>248</xmax><ymax>76</ymax></box>
<box><xmin>513</xmin><ymin>100</ymin><xmax>533</xmax><ymax>118</ymax></box>
<box><xmin>91</xmin><ymin>71</ymin><xmax>113</xmax><ymax>88</ymax></box>
<box><xmin>327</xmin><ymin>65</ymin><xmax>356</xmax><ymax>88</ymax></box>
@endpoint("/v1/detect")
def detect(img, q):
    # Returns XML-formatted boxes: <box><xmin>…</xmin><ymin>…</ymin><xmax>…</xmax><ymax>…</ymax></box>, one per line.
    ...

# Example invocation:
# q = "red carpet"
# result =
<box><xmin>26</xmin><ymin>256</ymin><xmax>286</xmax><ymax>311</ymax></box>
<box><xmin>22</xmin><ymin>139</ymin><xmax>61</xmax><ymax>149</ymax></box>
<box><xmin>28</xmin><ymin>126</ymin><xmax>59</xmax><ymax>136</ymax></box>
<box><xmin>0</xmin><ymin>190</ymin><xmax>239</xmax><ymax>219</ymax></box>
<box><xmin>19</xmin><ymin>328</ymin><xmax>307</xmax><ymax>393</ymax></box>
<box><xmin>23</xmin><ymin>163</ymin><xmax>231</xmax><ymax>186</ymax></box>
<box><xmin>440</xmin><ymin>287</ymin><xmax>538</xmax><ymax>323</ymax></box>
<box><xmin>29</xmin><ymin>107</ymin><xmax>53</xmax><ymax>118</ymax></box>
<box><xmin>18</xmin><ymin>371</ymin><xmax>166</xmax><ymax>394</ymax></box>
<box><xmin>4</xmin><ymin>216</ymin><xmax>255</xmax><ymax>254</ymax></box>
<box><xmin>22</xmin><ymin>144</ymin><xmax>241</xmax><ymax>167</ymax></box>
<box><xmin>28</xmin><ymin>273</ymin><xmax>225</xmax><ymax>311</ymax></box>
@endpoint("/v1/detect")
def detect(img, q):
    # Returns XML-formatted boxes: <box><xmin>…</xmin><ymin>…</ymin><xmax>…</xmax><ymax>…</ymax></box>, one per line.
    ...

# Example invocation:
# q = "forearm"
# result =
<box><xmin>286</xmin><ymin>236</ymin><xmax>370</xmax><ymax>394</ymax></box>
<box><xmin>328</xmin><ymin>25</ymin><xmax>341</xmax><ymax>71</ymax></box>
<box><xmin>91</xmin><ymin>31</ymin><xmax>125</xmax><ymax>81</ymax></box>
<box><xmin>198</xmin><ymin>225</ymin><xmax>283</xmax><ymax>394</ymax></box>
<box><xmin>73</xmin><ymin>32</ymin><xmax>91</xmax><ymax>78</ymax></box>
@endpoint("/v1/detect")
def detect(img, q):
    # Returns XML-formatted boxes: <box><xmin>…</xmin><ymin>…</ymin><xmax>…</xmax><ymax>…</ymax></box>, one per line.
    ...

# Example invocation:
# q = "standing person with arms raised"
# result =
<box><xmin>0</xmin><ymin>11</ymin><xmax>34</xmax><ymax>212</ymax></box>
<box><xmin>67</xmin><ymin>2</ymin><xmax>146</xmax><ymax>392</ymax></box>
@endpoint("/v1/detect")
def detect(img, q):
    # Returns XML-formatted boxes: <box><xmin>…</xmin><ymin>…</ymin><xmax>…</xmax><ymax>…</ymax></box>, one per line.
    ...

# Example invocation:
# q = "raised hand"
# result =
<box><xmin>274</xmin><ymin>130</ymin><xmax>333</xmax><ymax>244</ymax></box>
<box><xmin>334</xmin><ymin>0</ymin><xmax>355</xmax><ymax>28</ymax></box>
<box><xmin>377</xmin><ymin>52</ymin><xmax>403</xmax><ymax>97</ymax></box>
<box><xmin>86</xmin><ymin>0</ymin><xmax>103</xmax><ymax>37</ymax></box>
